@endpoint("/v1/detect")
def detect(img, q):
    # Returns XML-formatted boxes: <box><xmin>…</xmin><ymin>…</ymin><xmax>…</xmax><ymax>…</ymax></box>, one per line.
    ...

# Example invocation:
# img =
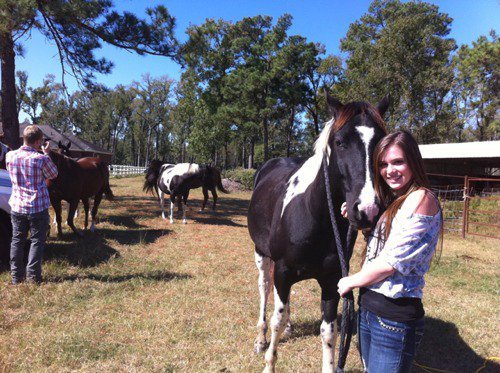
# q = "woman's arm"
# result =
<box><xmin>337</xmin><ymin>258</ymin><xmax>395</xmax><ymax>297</ymax></box>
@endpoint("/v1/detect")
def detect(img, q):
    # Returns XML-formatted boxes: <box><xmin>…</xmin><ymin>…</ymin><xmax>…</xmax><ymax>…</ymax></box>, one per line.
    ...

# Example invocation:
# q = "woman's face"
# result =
<box><xmin>379</xmin><ymin>144</ymin><xmax>413</xmax><ymax>194</ymax></box>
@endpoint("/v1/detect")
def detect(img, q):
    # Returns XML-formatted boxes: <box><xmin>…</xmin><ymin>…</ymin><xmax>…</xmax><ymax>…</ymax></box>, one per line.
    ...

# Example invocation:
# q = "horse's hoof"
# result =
<box><xmin>254</xmin><ymin>341</ymin><xmax>267</xmax><ymax>354</ymax></box>
<box><xmin>282</xmin><ymin>324</ymin><xmax>293</xmax><ymax>339</ymax></box>
<box><xmin>170</xmin><ymin>220</ymin><xmax>174</xmax><ymax>224</ymax></box>
<box><xmin>182</xmin><ymin>219</ymin><xmax>187</xmax><ymax>224</ymax></box>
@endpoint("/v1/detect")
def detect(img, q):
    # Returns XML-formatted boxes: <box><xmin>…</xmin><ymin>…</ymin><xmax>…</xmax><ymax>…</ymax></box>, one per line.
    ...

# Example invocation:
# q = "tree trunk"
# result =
<box><xmin>263</xmin><ymin>117</ymin><xmax>269</xmax><ymax>162</ymax></box>
<box><xmin>242</xmin><ymin>140</ymin><xmax>246</xmax><ymax>168</ymax></box>
<box><xmin>286</xmin><ymin>107</ymin><xmax>296</xmax><ymax>157</ymax></box>
<box><xmin>248</xmin><ymin>138</ymin><xmax>255</xmax><ymax>169</ymax></box>
<box><xmin>0</xmin><ymin>31</ymin><xmax>20</xmax><ymax>148</ymax></box>
<box><xmin>224</xmin><ymin>142</ymin><xmax>228</xmax><ymax>170</ymax></box>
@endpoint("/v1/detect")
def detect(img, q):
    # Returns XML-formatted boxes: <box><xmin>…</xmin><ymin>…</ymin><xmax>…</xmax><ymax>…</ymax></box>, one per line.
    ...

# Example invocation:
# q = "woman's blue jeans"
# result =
<box><xmin>358</xmin><ymin>306</ymin><xmax>424</xmax><ymax>373</ymax></box>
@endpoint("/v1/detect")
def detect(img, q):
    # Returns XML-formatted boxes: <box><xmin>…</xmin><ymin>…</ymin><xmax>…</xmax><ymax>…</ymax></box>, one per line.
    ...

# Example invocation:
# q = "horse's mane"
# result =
<box><xmin>49</xmin><ymin>149</ymin><xmax>78</xmax><ymax>168</ymax></box>
<box><xmin>314</xmin><ymin>102</ymin><xmax>387</xmax><ymax>155</ymax></box>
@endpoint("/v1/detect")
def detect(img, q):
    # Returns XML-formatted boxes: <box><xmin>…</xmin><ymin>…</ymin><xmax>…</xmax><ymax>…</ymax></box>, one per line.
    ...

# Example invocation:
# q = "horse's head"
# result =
<box><xmin>321</xmin><ymin>92</ymin><xmax>390</xmax><ymax>229</ymax></box>
<box><xmin>58</xmin><ymin>141</ymin><xmax>72</xmax><ymax>156</ymax></box>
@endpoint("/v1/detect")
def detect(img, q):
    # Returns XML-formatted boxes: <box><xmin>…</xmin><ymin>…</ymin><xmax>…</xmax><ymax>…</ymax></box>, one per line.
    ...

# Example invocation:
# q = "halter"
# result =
<box><xmin>322</xmin><ymin>154</ymin><xmax>356</xmax><ymax>373</ymax></box>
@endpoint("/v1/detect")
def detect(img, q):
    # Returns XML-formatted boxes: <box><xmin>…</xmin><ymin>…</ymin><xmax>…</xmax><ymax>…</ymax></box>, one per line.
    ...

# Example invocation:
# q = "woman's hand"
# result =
<box><xmin>340</xmin><ymin>202</ymin><xmax>348</xmax><ymax>218</ymax></box>
<box><xmin>337</xmin><ymin>276</ymin><xmax>355</xmax><ymax>297</ymax></box>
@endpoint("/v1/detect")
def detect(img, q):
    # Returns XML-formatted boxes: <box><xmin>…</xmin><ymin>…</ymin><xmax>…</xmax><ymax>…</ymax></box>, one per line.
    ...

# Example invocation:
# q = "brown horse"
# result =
<box><xmin>46</xmin><ymin>150</ymin><xmax>113</xmax><ymax>236</ymax></box>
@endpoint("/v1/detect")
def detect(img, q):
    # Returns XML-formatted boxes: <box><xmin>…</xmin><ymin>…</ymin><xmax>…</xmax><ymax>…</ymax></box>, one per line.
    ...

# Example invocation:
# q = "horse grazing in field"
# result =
<box><xmin>143</xmin><ymin>161</ymin><xmax>229</xmax><ymax>224</ymax></box>
<box><xmin>248</xmin><ymin>92</ymin><xmax>389</xmax><ymax>372</ymax></box>
<box><xmin>47</xmin><ymin>150</ymin><xmax>113</xmax><ymax>237</ymax></box>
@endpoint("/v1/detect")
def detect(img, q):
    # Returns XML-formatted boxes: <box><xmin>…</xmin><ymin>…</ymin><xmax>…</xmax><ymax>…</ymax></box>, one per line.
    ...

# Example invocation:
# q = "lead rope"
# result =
<box><xmin>322</xmin><ymin>155</ymin><xmax>356</xmax><ymax>373</ymax></box>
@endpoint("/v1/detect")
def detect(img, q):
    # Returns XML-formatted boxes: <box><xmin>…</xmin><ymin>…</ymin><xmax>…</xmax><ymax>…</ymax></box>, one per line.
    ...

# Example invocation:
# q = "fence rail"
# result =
<box><xmin>109</xmin><ymin>164</ymin><xmax>146</xmax><ymax>176</ymax></box>
<box><xmin>430</xmin><ymin>174</ymin><xmax>500</xmax><ymax>240</ymax></box>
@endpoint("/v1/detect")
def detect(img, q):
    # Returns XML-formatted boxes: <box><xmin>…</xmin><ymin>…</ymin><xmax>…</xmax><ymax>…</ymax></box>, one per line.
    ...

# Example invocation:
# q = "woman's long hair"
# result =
<box><xmin>373</xmin><ymin>130</ymin><xmax>432</xmax><ymax>239</ymax></box>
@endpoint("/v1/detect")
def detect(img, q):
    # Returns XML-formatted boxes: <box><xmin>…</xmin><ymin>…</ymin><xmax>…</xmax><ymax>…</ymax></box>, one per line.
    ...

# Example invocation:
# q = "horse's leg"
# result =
<box><xmin>81</xmin><ymin>198</ymin><xmax>90</xmax><ymax>230</ymax></box>
<box><xmin>317</xmin><ymin>278</ymin><xmax>340</xmax><ymax>373</ymax></box>
<box><xmin>211</xmin><ymin>188</ymin><xmax>218</xmax><ymax>211</ymax></box>
<box><xmin>254</xmin><ymin>251</ymin><xmax>273</xmax><ymax>353</ymax></box>
<box><xmin>264</xmin><ymin>269</ymin><xmax>291</xmax><ymax>373</ymax></box>
<box><xmin>200</xmin><ymin>186</ymin><xmax>209</xmax><ymax>212</ymax></box>
<box><xmin>159</xmin><ymin>190</ymin><xmax>167</xmax><ymax>220</ymax></box>
<box><xmin>90</xmin><ymin>193</ymin><xmax>104</xmax><ymax>233</ymax></box>
<box><xmin>67</xmin><ymin>200</ymin><xmax>82</xmax><ymax>237</ymax></box>
<box><xmin>52</xmin><ymin>198</ymin><xmax>63</xmax><ymax>237</ymax></box>
<box><xmin>169</xmin><ymin>195</ymin><xmax>175</xmax><ymax>224</ymax></box>
<box><xmin>181</xmin><ymin>192</ymin><xmax>189</xmax><ymax>224</ymax></box>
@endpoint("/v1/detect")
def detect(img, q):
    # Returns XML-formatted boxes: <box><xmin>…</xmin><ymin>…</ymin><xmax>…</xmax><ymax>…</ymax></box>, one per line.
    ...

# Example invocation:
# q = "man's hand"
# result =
<box><xmin>41</xmin><ymin>140</ymin><xmax>51</xmax><ymax>155</ymax></box>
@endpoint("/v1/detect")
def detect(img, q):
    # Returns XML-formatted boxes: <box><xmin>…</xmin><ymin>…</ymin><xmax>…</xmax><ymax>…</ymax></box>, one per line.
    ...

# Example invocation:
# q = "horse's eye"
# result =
<box><xmin>335</xmin><ymin>140</ymin><xmax>345</xmax><ymax>149</ymax></box>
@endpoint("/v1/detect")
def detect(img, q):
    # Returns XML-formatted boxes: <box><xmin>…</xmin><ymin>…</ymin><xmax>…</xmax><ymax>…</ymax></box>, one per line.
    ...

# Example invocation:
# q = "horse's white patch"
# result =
<box><xmin>281</xmin><ymin>119</ymin><xmax>333</xmax><ymax>217</ymax></box>
<box><xmin>320</xmin><ymin>320</ymin><xmax>337</xmax><ymax>372</ymax></box>
<box><xmin>160</xmin><ymin>163</ymin><xmax>200</xmax><ymax>192</ymax></box>
<box><xmin>356</xmin><ymin>126</ymin><xmax>379</xmax><ymax>221</ymax></box>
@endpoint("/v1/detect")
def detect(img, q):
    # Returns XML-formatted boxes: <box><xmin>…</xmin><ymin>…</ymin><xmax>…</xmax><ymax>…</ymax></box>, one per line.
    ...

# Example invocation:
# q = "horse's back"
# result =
<box><xmin>248</xmin><ymin>157</ymin><xmax>306</xmax><ymax>254</ymax></box>
<box><xmin>76</xmin><ymin>157</ymin><xmax>110</xmax><ymax>197</ymax></box>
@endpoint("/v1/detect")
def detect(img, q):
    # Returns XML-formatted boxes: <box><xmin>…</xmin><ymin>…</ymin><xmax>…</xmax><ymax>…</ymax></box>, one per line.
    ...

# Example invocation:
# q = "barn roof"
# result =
<box><xmin>419</xmin><ymin>141</ymin><xmax>500</xmax><ymax>160</ymax></box>
<box><xmin>19</xmin><ymin>123</ymin><xmax>112</xmax><ymax>155</ymax></box>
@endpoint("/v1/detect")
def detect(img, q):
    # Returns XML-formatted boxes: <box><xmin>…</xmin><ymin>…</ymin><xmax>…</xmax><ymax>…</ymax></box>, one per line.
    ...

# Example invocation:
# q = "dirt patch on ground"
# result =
<box><xmin>222</xmin><ymin>178</ymin><xmax>247</xmax><ymax>192</ymax></box>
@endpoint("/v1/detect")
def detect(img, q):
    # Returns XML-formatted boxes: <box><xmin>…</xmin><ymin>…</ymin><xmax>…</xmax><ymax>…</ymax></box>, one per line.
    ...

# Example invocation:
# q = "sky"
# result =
<box><xmin>16</xmin><ymin>0</ymin><xmax>499</xmax><ymax>102</ymax></box>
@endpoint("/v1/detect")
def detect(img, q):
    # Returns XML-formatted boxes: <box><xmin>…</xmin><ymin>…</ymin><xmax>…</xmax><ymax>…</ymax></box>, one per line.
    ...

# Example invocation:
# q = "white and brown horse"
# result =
<box><xmin>143</xmin><ymin>161</ymin><xmax>229</xmax><ymax>224</ymax></box>
<box><xmin>248</xmin><ymin>92</ymin><xmax>389</xmax><ymax>372</ymax></box>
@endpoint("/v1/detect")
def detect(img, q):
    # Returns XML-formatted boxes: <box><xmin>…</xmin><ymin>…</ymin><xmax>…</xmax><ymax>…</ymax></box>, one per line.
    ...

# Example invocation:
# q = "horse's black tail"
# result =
<box><xmin>104</xmin><ymin>181</ymin><xmax>114</xmax><ymax>201</ymax></box>
<box><xmin>212</xmin><ymin>166</ymin><xmax>229</xmax><ymax>194</ymax></box>
<box><xmin>143</xmin><ymin>160</ymin><xmax>163</xmax><ymax>196</ymax></box>
<box><xmin>101</xmin><ymin>163</ymin><xmax>114</xmax><ymax>201</ymax></box>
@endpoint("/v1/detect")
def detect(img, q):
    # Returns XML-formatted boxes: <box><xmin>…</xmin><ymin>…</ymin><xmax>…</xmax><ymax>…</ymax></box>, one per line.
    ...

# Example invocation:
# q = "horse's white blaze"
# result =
<box><xmin>356</xmin><ymin>126</ymin><xmax>379</xmax><ymax>222</ymax></box>
<box><xmin>320</xmin><ymin>320</ymin><xmax>337</xmax><ymax>373</ymax></box>
<box><xmin>281</xmin><ymin>119</ymin><xmax>334</xmax><ymax>217</ymax></box>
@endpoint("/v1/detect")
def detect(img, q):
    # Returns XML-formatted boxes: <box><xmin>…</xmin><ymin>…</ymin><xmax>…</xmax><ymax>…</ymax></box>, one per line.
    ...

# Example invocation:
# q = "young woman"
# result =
<box><xmin>338</xmin><ymin>130</ymin><xmax>442</xmax><ymax>373</ymax></box>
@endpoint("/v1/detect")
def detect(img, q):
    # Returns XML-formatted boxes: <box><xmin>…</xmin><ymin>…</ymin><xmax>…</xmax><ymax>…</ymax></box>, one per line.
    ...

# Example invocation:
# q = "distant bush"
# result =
<box><xmin>223</xmin><ymin>168</ymin><xmax>256</xmax><ymax>190</ymax></box>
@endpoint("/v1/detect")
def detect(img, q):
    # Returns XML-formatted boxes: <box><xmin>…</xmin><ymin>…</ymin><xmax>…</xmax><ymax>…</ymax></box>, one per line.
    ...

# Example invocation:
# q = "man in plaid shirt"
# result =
<box><xmin>6</xmin><ymin>125</ymin><xmax>58</xmax><ymax>284</ymax></box>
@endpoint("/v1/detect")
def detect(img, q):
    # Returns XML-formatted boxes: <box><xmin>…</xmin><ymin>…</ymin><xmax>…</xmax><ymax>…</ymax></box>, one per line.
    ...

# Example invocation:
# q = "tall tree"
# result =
<box><xmin>0</xmin><ymin>0</ymin><xmax>178</xmax><ymax>148</ymax></box>
<box><xmin>340</xmin><ymin>0</ymin><xmax>456</xmax><ymax>142</ymax></box>
<box><xmin>453</xmin><ymin>31</ymin><xmax>499</xmax><ymax>141</ymax></box>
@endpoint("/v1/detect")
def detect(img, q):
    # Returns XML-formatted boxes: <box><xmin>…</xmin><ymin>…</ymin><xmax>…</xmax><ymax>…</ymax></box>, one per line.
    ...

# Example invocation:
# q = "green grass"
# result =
<box><xmin>0</xmin><ymin>176</ymin><xmax>498</xmax><ymax>372</ymax></box>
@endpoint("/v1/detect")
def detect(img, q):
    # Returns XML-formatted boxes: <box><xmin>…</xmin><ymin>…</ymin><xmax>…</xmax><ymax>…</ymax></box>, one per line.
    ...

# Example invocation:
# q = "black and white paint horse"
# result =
<box><xmin>248</xmin><ymin>93</ymin><xmax>389</xmax><ymax>372</ymax></box>
<box><xmin>143</xmin><ymin>160</ymin><xmax>229</xmax><ymax>224</ymax></box>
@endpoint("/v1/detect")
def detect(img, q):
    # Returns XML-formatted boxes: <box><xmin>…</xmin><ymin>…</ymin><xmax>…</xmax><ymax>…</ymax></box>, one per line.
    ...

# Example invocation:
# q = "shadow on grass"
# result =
<box><xmin>43</xmin><ymin>227</ymin><xmax>171</xmax><ymax>267</ymax></box>
<box><xmin>414</xmin><ymin>317</ymin><xmax>499</xmax><ymax>373</ymax></box>
<box><xmin>181</xmin><ymin>197</ymin><xmax>249</xmax><ymax>227</ymax></box>
<box><xmin>48</xmin><ymin>270</ymin><xmax>192</xmax><ymax>283</ymax></box>
<box><xmin>44</xmin><ymin>234</ymin><xmax>120</xmax><ymax>268</ymax></box>
<box><xmin>100</xmin><ymin>228</ymin><xmax>170</xmax><ymax>245</ymax></box>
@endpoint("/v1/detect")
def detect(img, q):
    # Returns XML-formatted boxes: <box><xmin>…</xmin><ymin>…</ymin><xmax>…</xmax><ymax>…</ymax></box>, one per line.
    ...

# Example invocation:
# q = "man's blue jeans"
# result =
<box><xmin>358</xmin><ymin>306</ymin><xmax>424</xmax><ymax>373</ymax></box>
<box><xmin>10</xmin><ymin>209</ymin><xmax>49</xmax><ymax>283</ymax></box>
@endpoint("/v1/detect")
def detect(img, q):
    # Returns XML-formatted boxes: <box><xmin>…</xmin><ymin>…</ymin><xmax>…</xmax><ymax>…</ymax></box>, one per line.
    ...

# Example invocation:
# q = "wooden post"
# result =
<box><xmin>462</xmin><ymin>175</ymin><xmax>469</xmax><ymax>238</ymax></box>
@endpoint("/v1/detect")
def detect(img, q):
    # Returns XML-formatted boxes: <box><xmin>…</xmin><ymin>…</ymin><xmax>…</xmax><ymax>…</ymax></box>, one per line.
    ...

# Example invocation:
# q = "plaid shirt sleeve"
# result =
<box><xmin>42</xmin><ymin>155</ymin><xmax>58</xmax><ymax>180</ymax></box>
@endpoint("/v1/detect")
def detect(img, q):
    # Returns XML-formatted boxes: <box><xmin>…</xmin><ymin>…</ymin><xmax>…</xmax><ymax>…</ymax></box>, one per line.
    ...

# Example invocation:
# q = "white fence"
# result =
<box><xmin>109</xmin><ymin>164</ymin><xmax>146</xmax><ymax>176</ymax></box>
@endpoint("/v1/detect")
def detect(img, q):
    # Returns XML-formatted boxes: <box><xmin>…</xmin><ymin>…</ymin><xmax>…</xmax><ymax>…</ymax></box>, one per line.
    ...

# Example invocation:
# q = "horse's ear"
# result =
<box><xmin>324</xmin><ymin>89</ymin><xmax>343</xmax><ymax>119</ymax></box>
<box><xmin>376</xmin><ymin>95</ymin><xmax>391</xmax><ymax>116</ymax></box>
